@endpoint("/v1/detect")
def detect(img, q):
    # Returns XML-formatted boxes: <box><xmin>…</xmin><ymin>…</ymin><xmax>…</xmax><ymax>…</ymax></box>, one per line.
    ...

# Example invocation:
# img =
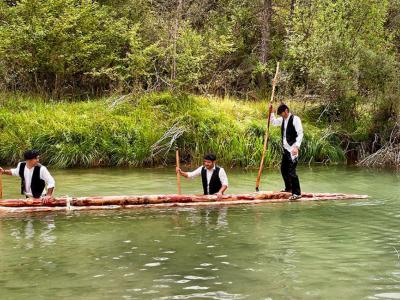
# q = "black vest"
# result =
<box><xmin>281</xmin><ymin>115</ymin><xmax>298</xmax><ymax>146</ymax></box>
<box><xmin>201</xmin><ymin>166</ymin><xmax>222</xmax><ymax>195</ymax></box>
<box><xmin>19</xmin><ymin>162</ymin><xmax>46</xmax><ymax>198</ymax></box>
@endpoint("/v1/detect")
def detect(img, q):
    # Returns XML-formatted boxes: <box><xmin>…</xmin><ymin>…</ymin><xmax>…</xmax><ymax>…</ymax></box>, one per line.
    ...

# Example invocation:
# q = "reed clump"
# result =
<box><xmin>0</xmin><ymin>92</ymin><xmax>345</xmax><ymax>168</ymax></box>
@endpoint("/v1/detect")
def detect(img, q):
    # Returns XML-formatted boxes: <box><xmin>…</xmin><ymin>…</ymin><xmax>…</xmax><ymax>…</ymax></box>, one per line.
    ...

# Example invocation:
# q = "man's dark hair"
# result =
<box><xmin>277</xmin><ymin>104</ymin><xmax>289</xmax><ymax>115</ymax></box>
<box><xmin>203</xmin><ymin>153</ymin><xmax>217</xmax><ymax>161</ymax></box>
<box><xmin>24</xmin><ymin>149</ymin><xmax>40</xmax><ymax>160</ymax></box>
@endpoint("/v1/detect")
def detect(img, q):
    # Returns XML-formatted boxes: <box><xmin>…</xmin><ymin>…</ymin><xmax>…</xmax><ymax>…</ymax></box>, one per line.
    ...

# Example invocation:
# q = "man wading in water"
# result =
<box><xmin>0</xmin><ymin>150</ymin><xmax>55</xmax><ymax>204</ymax></box>
<box><xmin>176</xmin><ymin>153</ymin><xmax>228</xmax><ymax>198</ymax></box>
<box><xmin>270</xmin><ymin>104</ymin><xmax>304</xmax><ymax>200</ymax></box>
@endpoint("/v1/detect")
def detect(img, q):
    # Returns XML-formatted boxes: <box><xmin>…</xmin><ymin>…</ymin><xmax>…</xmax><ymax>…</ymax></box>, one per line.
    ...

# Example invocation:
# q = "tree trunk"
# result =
<box><xmin>171</xmin><ymin>0</ymin><xmax>183</xmax><ymax>83</ymax></box>
<box><xmin>285</xmin><ymin>0</ymin><xmax>296</xmax><ymax>49</ymax></box>
<box><xmin>290</xmin><ymin>0</ymin><xmax>296</xmax><ymax>19</ymax></box>
<box><xmin>259</xmin><ymin>0</ymin><xmax>273</xmax><ymax>64</ymax></box>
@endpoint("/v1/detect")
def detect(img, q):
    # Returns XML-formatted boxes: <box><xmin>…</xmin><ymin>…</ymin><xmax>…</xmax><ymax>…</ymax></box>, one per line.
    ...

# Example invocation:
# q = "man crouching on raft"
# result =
<box><xmin>176</xmin><ymin>153</ymin><xmax>228</xmax><ymax>198</ymax></box>
<box><xmin>0</xmin><ymin>150</ymin><xmax>55</xmax><ymax>204</ymax></box>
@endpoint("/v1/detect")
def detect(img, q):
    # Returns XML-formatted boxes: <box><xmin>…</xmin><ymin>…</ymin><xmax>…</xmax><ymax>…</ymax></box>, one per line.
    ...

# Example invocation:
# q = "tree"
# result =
<box><xmin>0</xmin><ymin>0</ymin><xmax>128</xmax><ymax>96</ymax></box>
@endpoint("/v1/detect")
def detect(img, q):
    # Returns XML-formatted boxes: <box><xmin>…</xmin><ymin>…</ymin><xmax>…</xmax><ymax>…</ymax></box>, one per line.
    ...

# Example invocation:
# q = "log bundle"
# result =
<box><xmin>0</xmin><ymin>192</ymin><xmax>368</xmax><ymax>213</ymax></box>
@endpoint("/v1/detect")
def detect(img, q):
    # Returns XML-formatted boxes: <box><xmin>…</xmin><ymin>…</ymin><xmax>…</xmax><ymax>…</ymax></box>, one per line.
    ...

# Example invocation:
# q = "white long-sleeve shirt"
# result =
<box><xmin>187</xmin><ymin>165</ymin><xmax>228</xmax><ymax>194</ymax></box>
<box><xmin>11</xmin><ymin>162</ymin><xmax>55</xmax><ymax>197</ymax></box>
<box><xmin>270</xmin><ymin>112</ymin><xmax>304</xmax><ymax>153</ymax></box>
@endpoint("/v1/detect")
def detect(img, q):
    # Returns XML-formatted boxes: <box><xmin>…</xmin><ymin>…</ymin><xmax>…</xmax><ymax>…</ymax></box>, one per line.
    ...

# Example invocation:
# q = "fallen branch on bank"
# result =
<box><xmin>150</xmin><ymin>122</ymin><xmax>186</xmax><ymax>159</ymax></box>
<box><xmin>357</xmin><ymin>123</ymin><xmax>400</xmax><ymax>168</ymax></box>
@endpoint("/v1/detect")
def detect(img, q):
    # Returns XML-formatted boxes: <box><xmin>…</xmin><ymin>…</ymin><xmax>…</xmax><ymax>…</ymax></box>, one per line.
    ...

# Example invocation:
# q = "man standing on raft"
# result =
<box><xmin>176</xmin><ymin>153</ymin><xmax>228</xmax><ymax>197</ymax></box>
<box><xmin>0</xmin><ymin>150</ymin><xmax>55</xmax><ymax>204</ymax></box>
<box><xmin>270</xmin><ymin>104</ymin><xmax>303</xmax><ymax>200</ymax></box>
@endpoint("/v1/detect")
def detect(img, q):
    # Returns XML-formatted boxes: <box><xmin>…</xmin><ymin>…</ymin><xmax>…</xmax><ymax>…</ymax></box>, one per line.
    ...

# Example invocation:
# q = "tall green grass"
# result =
<box><xmin>0</xmin><ymin>92</ymin><xmax>345</xmax><ymax>168</ymax></box>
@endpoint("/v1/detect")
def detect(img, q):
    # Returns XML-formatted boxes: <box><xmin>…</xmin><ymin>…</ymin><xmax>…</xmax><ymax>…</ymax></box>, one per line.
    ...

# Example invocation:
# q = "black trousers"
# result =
<box><xmin>281</xmin><ymin>150</ymin><xmax>301</xmax><ymax>195</ymax></box>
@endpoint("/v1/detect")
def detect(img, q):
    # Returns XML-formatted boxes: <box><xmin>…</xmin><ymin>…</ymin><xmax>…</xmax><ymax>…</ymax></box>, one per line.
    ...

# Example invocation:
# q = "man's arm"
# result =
<box><xmin>294</xmin><ymin>116</ymin><xmax>304</xmax><ymax>147</ymax></box>
<box><xmin>270</xmin><ymin>113</ymin><xmax>283</xmax><ymax>127</ymax></box>
<box><xmin>291</xmin><ymin>116</ymin><xmax>304</xmax><ymax>156</ymax></box>
<box><xmin>40</xmin><ymin>167</ymin><xmax>56</xmax><ymax>203</ymax></box>
<box><xmin>0</xmin><ymin>168</ymin><xmax>12</xmax><ymax>176</ymax></box>
<box><xmin>176</xmin><ymin>168</ymin><xmax>189</xmax><ymax>178</ymax></box>
<box><xmin>217</xmin><ymin>185</ymin><xmax>228</xmax><ymax>195</ymax></box>
<box><xmin>0</xmin><ymin>163</ymin><xmax>20</xmax><ymax>176</ymax></box>
<box><xmin>216</xmin><ymin>168</ymin><xmax>229</xmax><ymax>196</ymax></box>
<box><xmin>46</xmin><ymin>188</ymin><xmax>54</xmax><ymax>197</ymax></box>
<box><xmin>176</xmin><ymin>166</ymin><xmax>202</xmax><ymax>179</ymax></box>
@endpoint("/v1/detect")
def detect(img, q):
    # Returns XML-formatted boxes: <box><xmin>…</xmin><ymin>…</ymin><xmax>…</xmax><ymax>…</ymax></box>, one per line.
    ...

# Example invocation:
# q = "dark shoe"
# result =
<box><xmin>289</xmin><ymin>194</ymin><xmax>302</xmax><ymax>201</ymax></box>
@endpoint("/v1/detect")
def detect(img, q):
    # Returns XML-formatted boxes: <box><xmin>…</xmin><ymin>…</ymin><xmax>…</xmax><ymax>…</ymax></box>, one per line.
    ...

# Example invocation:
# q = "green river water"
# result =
<box><xmin>0</xmin><ymin>166</ymin><xmax>399</xmax><ymax>299</ymax></box>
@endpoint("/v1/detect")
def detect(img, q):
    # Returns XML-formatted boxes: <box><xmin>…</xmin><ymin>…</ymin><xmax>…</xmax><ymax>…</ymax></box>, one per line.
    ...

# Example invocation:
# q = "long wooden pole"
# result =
<box><xmin>255</xmin><ymin>62</ymin><xmax>280</xmax><ymax>192</ymax></box>
<box><xmin>175</xmin><ymin>147</ymin><xmax>181</xmax><ymax>194</ymax></box>
<box><xmin>0</xmin><ymin>174</ymin><xmax>2</xmax><ymax>199</ymax></box>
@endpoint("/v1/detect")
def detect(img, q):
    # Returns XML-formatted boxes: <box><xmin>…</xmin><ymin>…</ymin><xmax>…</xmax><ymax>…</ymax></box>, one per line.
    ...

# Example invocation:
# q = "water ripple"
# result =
<box><xmin>144</xmin><ymin>262</ymin><xmax>161</xmax><ymax>267</ymax></box>
<box><xmin>158</xmin><ymin>291</ymin><xmax>245</xmax><ymax>299</ymax></box>
<box><xmin>184</xmin><ymin>276</ymin><xmax>216</xmax><ymax>280</ymax></box>
<box><xmin>183</xmin><ymin>286</ymin><xmax>210</xmax><ymax>290</ymax></box>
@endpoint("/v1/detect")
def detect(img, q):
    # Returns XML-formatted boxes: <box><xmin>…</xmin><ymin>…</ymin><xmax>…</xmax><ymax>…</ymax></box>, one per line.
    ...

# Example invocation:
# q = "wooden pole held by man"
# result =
<box><xmin>255</xmin><ymin>62</ymin><xmax>280</xmax><ymax>192</ymax></box>
<box><xmin>0</xmin><ymin>174</ymin><xmax>3</xmax><ymax>199</ymax></box>
<box><xmin>175</xmin><ymin>147</ymin><xmax>182</xmax><ymax>194</ymax></box>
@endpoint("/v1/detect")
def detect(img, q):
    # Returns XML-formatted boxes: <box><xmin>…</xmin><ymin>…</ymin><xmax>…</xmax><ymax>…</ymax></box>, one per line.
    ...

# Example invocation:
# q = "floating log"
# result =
<box><xmin>0</xmin><ymin>191</ymin><xmax>368</xmax><ymax>213</ymax></box>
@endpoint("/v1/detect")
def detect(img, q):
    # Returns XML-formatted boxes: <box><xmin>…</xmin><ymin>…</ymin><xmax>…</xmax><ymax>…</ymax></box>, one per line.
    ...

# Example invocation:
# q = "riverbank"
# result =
<box><xmin>0</xmin><ymin>92</ymin><xmax>344</xmax><ymax>168</ymax></box>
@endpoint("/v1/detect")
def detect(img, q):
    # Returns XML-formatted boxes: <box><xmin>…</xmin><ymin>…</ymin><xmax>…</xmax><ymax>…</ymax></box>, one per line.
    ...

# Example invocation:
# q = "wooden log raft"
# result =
<box><xmin>0</xmin><ymin>191</ymin><xmax>368</xmax><ymax>213</ymax></box>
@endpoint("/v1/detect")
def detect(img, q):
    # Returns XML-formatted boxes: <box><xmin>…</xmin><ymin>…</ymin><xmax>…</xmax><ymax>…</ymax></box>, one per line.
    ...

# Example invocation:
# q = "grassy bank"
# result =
<box><xmin>0</xmin><ymin>92</ymin><xmax>345</xmax><ymax>168</ymax></box>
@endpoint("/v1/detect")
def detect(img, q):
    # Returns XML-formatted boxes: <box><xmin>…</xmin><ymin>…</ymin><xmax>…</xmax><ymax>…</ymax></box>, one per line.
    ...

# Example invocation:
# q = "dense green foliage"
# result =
<box><xmin>1</xmin><ymin>1</ymin><xmax>398</xmax><ymax>98</ymax></box>
<box><xmin>0</xmin><ymin>0</ymin><xmax>399</xmax><ymax>165</ymax></box>
<box><xmin>0</xmin><ymin>92</ymin><xmax>344</xmax><ymax>167</ymax></box>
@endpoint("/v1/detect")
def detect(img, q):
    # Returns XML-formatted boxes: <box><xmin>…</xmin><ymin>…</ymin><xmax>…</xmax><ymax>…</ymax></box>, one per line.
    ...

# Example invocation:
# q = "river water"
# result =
<box><xmin>0</xmin><ymin>166</ymin><xmax>399</xmax><ymax>299</ymax></box>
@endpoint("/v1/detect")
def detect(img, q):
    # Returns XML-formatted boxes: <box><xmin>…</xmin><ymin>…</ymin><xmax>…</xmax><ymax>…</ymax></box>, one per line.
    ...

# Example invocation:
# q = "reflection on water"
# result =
<box><xmin>0</xmin><ymin>166</ymin><xmax>399</xmax><ymax>299</ymax></box>
<box><xmin>7</xmin><ymin>216</ymin><xmax>57</xmax><ymax>249</ymax></box>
